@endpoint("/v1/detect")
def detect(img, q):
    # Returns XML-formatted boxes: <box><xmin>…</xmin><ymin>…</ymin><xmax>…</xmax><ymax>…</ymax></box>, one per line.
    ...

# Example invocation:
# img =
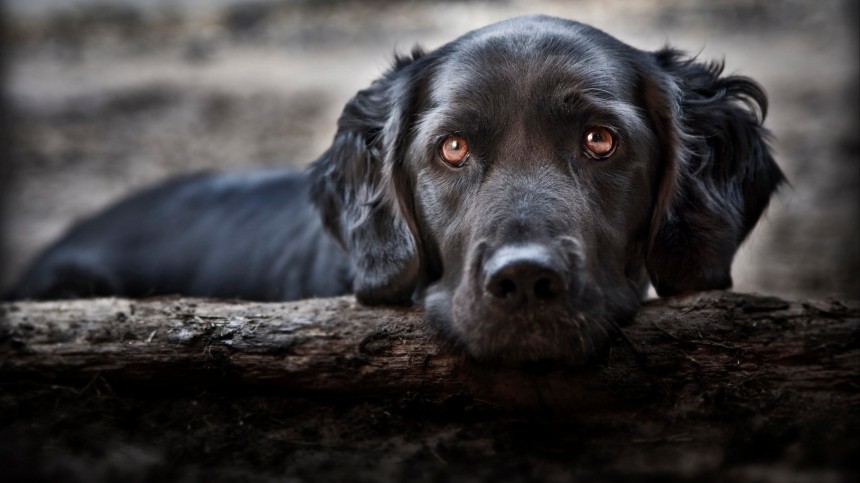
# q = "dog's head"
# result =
<box><xmin>310</xmin><ymin>16</ymin><xmax>784</xmax><ymax>363</ymax></box>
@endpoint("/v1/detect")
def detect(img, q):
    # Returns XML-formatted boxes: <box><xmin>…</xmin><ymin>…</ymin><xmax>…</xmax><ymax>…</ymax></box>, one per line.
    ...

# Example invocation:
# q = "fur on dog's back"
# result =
<box><xmin>7</xmin><ymin>169</ymin><xmax>352</xmax><ymax>301</ymax></box>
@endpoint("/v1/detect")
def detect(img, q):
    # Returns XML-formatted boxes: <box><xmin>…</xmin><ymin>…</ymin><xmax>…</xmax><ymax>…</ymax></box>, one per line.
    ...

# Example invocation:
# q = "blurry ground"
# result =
<box><xmin>1</xmin><ymin>0</ymin><xmax>858</xmax><ymax>300</ymax></box>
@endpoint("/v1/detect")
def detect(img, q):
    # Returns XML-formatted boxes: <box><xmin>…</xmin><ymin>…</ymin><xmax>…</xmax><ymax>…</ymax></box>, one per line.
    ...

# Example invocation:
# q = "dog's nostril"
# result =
<box><xmin>533</xmin><ymin>277</ymin><xmax>559</xmax><ymax>299</ymax></box>
<box><xmin>487</xmin><ymin>277</ymin><xmax>519</xmax><ymax>300</ymax></box>
<box><xmin>497</xmin><ymin>279</ymin><xmax>517</xmax><ymax>299</ymax></box>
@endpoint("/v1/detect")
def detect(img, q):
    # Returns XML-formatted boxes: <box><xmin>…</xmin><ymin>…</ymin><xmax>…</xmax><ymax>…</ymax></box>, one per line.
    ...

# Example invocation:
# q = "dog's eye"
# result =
<box><xmin>440</xmin><ymin>135</ymin><xmax>470</xmax><ymax>167</ymax></box>
<box><xmin>583</xmin><ymin>127</ymin><xmax>616</xmax><ymax>159</ymax></box>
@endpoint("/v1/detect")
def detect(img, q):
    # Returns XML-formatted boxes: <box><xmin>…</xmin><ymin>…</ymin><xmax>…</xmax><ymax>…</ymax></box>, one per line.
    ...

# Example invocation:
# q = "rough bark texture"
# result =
<box><xmin>1</xmin><ymin>291</ymin><xmax>858</xmax><ymax>482</ymax></box>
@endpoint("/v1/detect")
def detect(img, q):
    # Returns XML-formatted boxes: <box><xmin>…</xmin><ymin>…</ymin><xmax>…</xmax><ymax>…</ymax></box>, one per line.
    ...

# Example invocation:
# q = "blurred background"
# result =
<box><xmin>1</xmin><ymin>0</ymin><xmax>857</xmax><ymax>301</ymax></box>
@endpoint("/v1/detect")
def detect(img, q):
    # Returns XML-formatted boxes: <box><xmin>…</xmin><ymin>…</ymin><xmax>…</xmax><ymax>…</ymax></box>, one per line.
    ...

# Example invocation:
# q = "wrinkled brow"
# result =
<box><xmin>547</xmin><ymin>86</ymin><xmax>646</xmax><ymax>134</ymax></box>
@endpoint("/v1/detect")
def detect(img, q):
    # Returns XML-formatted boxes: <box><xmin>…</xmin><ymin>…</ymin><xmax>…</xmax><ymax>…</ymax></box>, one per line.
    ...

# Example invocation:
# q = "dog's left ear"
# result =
<box><xmin>644</xmin><ymin>49</ymin><xmax>786</xmax><ymax>296</ymax></box>
<box><xmin>309</xmin><ymin>50</ymin><xmax>429</xmax><ymax>305</ymax></box>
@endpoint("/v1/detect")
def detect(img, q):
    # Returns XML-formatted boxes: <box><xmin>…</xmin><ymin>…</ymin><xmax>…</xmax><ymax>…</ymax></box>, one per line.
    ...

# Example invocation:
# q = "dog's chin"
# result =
<box><xmin>423</xmin><ymin>284</ymin><xmax>613</xmax><ymax>365</ymax></box>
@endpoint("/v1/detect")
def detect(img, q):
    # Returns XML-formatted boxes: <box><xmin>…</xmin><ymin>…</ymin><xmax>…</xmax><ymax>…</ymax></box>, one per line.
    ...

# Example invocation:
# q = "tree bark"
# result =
<box><xmin>1</xmin><ymin>291</ymin><xmax>858</xmax><ymax>408</ymax></box>
<box><xmin>1</xmin><ymin>291</ymin><xmax>858</xmax><ymax>481</ymax></box>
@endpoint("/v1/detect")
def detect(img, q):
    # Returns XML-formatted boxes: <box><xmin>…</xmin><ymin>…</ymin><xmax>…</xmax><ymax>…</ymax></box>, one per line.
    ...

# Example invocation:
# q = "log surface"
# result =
<box><xmin>2</xmin><ymin>292</ymin><xmax>858</xmax><ymax>405</ymax></box>
<box><xmin>1</xmin><ymin>291</ymin><xmax>858</xmax><ymax>481</ymax></box>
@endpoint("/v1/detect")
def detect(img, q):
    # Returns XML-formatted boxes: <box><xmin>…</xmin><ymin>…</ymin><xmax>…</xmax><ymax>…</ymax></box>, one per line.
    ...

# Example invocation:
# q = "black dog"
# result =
<box><xmin>6</xmin><ymin>16</ymin><xmax>785</xmax><ymax>362</ymax></box>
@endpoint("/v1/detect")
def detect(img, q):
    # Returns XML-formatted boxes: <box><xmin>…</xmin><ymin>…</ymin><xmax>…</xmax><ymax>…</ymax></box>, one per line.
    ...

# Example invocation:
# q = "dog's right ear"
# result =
<box><xmin>309</xmin><ymin>50</ymin><xmax>429</xmax><ymax>305</ymax></box>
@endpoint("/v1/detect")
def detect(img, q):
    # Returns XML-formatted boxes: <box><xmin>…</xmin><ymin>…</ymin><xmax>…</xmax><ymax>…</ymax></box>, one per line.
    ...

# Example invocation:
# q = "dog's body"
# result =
<box><xmin>6</xmin><ymin>16</ymin><xmax>785</xmax><ymax>362</ymax></box>
<box><xmin>9</xmin><ymin>170</ymin><xmax>352</xmax><ymax>301</ymax></box>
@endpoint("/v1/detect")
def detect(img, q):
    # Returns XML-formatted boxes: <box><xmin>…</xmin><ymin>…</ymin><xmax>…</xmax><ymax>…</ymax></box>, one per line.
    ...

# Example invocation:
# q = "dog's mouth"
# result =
<box><xmin>423</xmin><ymin>238</ymin><xmax>619</xmax><ymax>364</ymax></box>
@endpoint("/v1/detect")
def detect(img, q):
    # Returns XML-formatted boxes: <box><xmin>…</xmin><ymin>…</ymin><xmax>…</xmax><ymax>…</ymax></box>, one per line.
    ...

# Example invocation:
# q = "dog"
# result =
<box><xmin>5</xmin><ymin>16</ymin><xmax>785</xmax><ymax>362</ymax></box>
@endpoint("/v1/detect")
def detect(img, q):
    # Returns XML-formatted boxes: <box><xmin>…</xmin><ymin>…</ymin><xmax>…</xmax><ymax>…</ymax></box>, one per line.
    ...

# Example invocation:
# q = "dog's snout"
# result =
<box><xmin>483</xmin><ymin>244</ymin><xmax>567</xmax><ymax>306</ymax></box>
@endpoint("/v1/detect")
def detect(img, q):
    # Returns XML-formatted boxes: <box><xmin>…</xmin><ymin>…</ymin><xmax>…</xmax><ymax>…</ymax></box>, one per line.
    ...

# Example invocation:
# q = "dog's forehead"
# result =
<box><xmin>429</xmin><ymin>17</ymin><xmax>637</xmax><ymax>105</ymax></box>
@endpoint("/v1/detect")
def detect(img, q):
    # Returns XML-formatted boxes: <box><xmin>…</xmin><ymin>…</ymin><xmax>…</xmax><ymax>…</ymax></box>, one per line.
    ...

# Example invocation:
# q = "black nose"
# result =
<box><xmin>483</xmin><ymin>244</ymin><xmax>567</xmax><ymax>306</ymax></box>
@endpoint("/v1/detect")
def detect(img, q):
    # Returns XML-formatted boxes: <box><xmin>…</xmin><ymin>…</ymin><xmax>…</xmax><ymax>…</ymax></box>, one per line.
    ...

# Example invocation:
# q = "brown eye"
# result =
<box><xmin>440</xmin><ymin>135</ymin><xmax>470</xmax><ymax>166</ymax></box>
<box><xmin>583</xmin><ymin>127</ymin><xmax>616</xmax><ymax>159</ymax></box>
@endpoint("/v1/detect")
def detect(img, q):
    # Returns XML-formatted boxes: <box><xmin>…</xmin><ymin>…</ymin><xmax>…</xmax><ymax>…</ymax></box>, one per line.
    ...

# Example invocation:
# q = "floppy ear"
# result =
<box><xmin>645</xmin><ymin>48</ymin><xmax>786</xmax><ymax>296</ymax></box>
<box><xmin>309</xmin><ymin>50</ymin><xmax>429</xmax><ymax>305</ymax></box>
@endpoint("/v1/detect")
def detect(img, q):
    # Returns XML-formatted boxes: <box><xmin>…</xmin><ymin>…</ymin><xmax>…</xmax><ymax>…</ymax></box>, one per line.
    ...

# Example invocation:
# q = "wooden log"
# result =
<box><xmin>1</xmin><ymin>291</ymin><xmax>858</xmax><ymax>480</ymax></box>
<box><xmin>1</xmin><ymin>292</ymin><xmax>857</xmax><ymax>412</ymax></box>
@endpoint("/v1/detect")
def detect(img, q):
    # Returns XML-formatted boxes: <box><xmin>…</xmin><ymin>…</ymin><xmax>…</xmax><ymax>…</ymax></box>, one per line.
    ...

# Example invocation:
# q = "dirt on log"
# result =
<box><xmin>1</xmin><ymin>291</ymin><xmax>858</xmax><ymax>481</ymax></box>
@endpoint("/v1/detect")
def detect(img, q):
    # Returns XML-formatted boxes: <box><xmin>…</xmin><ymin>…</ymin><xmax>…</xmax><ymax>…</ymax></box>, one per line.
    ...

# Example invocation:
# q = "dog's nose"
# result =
<box><xmin>483</xmin><ymin>244</ymin><xmax>567</xmax><ymax>306</ymax></box>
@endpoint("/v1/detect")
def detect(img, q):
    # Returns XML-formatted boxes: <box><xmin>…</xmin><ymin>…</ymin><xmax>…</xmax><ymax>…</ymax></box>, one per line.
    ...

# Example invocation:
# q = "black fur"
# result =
<box><xmin>7</xmin><ymin>170</ymin><xmax>353</xmax><ymax>301</ymax></box>
<box><xmin>6</xmin><ymin>16</ymin><xmax>784</xmax><ymax>362</ymax></box>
